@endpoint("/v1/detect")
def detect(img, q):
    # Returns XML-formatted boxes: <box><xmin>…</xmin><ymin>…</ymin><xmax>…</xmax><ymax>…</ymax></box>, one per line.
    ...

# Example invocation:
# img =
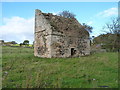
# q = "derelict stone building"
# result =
<box><xmin>34</xmin><ymin>9</ymin><xmax>90</xmax><ymax>58</ymax></box>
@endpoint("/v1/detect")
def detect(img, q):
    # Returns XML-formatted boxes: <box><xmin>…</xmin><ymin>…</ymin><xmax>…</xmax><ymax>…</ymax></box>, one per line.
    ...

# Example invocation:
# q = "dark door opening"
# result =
<box><xmin>71</xmin><ymin>48</ymin><xmax>76</xmax><ymax>56</ymax></box>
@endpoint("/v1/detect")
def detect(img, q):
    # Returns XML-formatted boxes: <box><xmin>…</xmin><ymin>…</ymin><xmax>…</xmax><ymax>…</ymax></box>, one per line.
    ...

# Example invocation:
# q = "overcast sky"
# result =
<box><xmin>0</xmin><ymin>2</ymin><xmax>118</xmax><ymax>44</ymax></box>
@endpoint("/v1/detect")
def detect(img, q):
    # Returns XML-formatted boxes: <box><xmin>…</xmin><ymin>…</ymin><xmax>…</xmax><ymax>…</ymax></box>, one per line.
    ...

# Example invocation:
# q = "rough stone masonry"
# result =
<box><xmin>34</xmin><ymin>9</ymin><xmax>90</xmax><ymax>58</ymax></box>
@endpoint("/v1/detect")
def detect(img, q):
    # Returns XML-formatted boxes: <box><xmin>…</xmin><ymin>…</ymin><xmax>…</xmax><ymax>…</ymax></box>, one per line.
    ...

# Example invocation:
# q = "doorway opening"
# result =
<box><xmin>71</xmin><ymin>48</ymin><xmax>76</xmax><ymax>56</ymax></box>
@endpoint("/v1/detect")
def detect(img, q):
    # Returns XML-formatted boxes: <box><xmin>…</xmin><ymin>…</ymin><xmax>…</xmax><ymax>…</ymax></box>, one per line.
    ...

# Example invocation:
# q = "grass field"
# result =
<box><xmin>10</xmin><ymin>44</ymin><xmax>33</xmax><ymax>47</ymax></box>
<box><xmin>2</xmin><ymin>46</ymin><xmax>118</xmax><ymax>88</ymax></box>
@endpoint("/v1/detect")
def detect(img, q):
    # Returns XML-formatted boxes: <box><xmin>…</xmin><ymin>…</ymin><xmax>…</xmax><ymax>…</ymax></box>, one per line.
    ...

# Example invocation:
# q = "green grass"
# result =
<box><xmin>2</xmin><ymin>46</ymin><xmax>118</xmax><ymax>88</ymax></box>
<box><xmin>11</xmin><ymin>44</ymin><xmax>20</xmax><ymax>46</ymax></box>
<box><xmin>11</xmin><ymin>44</ymin><xmax>33</xmax><ymax>47</ymax></box>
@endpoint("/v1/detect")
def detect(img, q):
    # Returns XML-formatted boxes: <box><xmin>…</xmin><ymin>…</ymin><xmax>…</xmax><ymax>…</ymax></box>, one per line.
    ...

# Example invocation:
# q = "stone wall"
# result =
<box><xmin>34</xmin><ymin>9</ymin><xmax>52</xmax><ymax>58</ymax></box>
<box><xmin>34</xmin><ymin>9</ymin><xmax>90</xmax><ymax>58</ymax></box>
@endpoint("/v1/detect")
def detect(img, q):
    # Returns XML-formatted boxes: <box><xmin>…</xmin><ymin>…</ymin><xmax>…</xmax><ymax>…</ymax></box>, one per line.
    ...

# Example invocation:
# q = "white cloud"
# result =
<box><xmin>97</xmin><ymin>7</ymin><xmax>118</xmax><ymax>17</ymax></box>
<box><xmin>87</xmin><ymin>21</ymin><xmax>93</xmax><ymax>25</ymax></box>
<box><xmin>0</xmin><ymin>16</ymin><xmax>34</xmax><ymax>44</ymax></box>
<box><xmin>50</xmin><ymin>11</ymin><xmax>61</xmax><ymax>15</ymax></box>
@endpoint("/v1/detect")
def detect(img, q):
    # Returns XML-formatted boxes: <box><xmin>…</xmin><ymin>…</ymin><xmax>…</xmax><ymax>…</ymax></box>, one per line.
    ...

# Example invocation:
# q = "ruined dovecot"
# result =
<box><xmin>34</xmin><ymin>9</ymin><xmax>90</xmax><ymax>58</ymax></box>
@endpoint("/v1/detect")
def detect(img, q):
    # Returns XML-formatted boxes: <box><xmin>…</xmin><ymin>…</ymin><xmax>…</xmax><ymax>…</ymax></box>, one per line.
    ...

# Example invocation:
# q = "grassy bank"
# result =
<box><xmin>2</xmin><ymin>46</ymin><xmax>118</xmax><ymax>88</ymax></box>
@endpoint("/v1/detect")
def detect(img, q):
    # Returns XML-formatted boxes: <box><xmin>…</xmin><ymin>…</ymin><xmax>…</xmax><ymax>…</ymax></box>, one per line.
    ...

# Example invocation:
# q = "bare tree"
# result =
<box><xmin>102</xmin><ymin>17</ymin><xmax>120</xmax><ymax>51</ymax></box>
<box><xmin>103</xmin><ymin>17</ymin><xmax>120</xmax><ymax>34</ymax></box>
<box><xmin>58</xmin><ymin>10</ymin><xmax>76</xmax><ymax>18</ymax></box>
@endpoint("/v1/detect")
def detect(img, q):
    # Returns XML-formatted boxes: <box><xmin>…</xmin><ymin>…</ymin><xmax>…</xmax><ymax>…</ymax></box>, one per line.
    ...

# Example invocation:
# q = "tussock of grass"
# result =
<box><xmin>2</xmin><ymin>46</ymin><xmax>118</xmax><ymax>88</ymax></box>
